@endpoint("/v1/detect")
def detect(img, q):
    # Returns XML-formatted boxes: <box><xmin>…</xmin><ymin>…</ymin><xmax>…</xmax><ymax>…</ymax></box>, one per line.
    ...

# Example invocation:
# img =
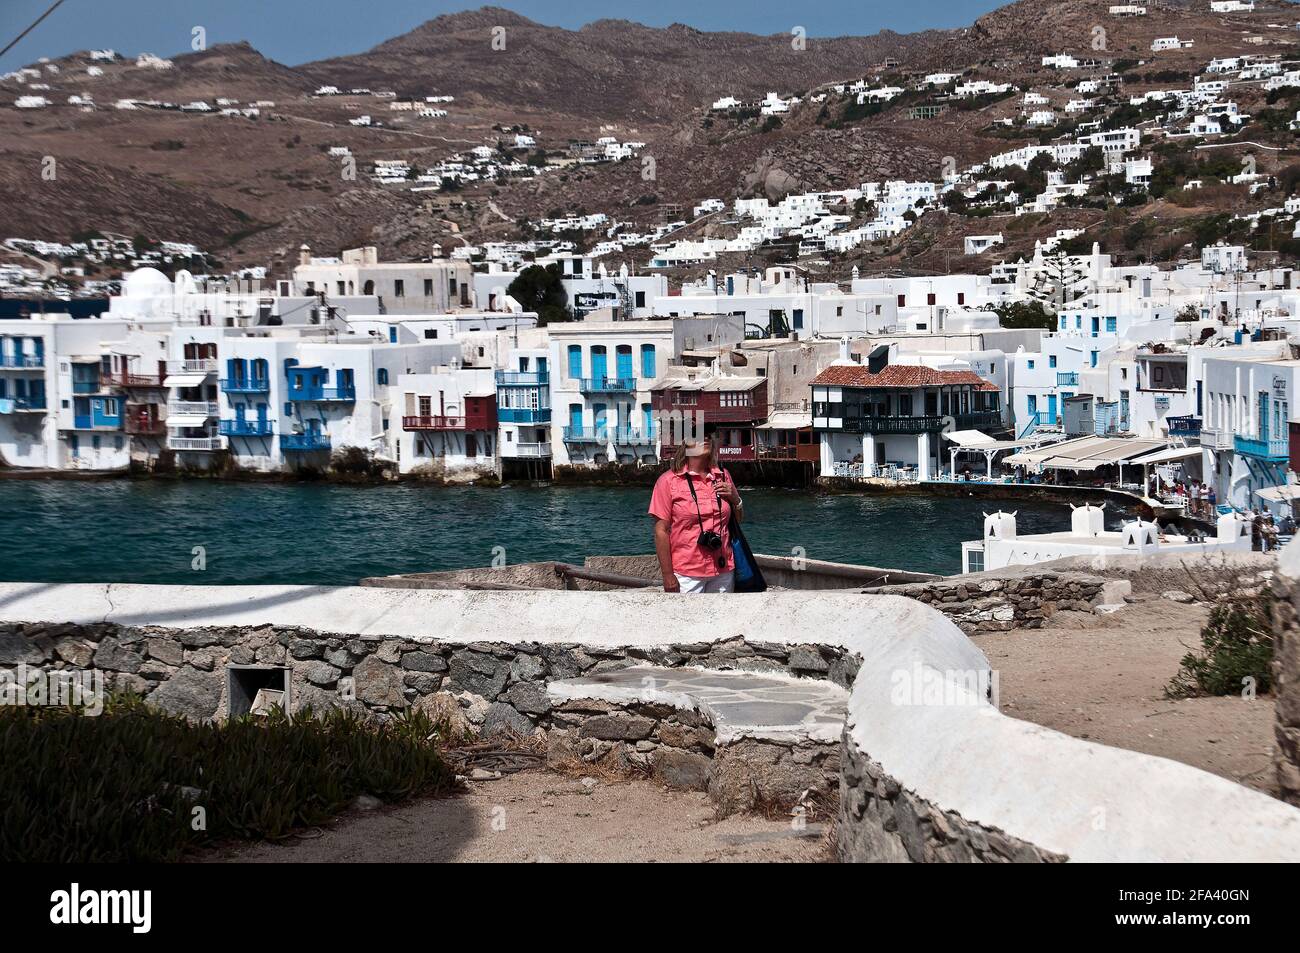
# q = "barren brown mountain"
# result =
<box><xmin>2</xmin><ymin>0</ymin><xmax>1297</xmax><ymax>275</ymax></box>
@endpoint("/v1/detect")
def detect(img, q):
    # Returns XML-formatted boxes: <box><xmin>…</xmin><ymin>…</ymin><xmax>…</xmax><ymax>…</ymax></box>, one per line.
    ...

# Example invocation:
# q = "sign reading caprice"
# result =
<box><xmin>49</xmin><ymin>883</ymin><xmax>151</xmax><ymax>933</ymax></box>
<box><xmin>0</xmin><ymin>665</ymin><xmax>104</xmax><ymax>716</ymax></box>
<box><xmin>890</xmin><ymin>659</ymin><xmax>999</xmax><ymax>709</ymax></box>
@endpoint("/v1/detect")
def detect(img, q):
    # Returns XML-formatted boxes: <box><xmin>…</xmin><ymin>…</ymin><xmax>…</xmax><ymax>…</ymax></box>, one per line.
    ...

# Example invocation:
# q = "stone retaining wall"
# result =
<box><xmin>5</xmin><ymin>583</ymin><xmax>1299</xmax><ymax>862</ymax></box>
<box><xmin>868</xmin><ymin>571</ymin><xmax>1109</xmax><ymax>634</ymax></box>
<box><xmin>1272</xmin><ymin>559</ymin><xmax>1300</xmax><ymax>806</ymax></box>
<box><xmin>838</xmin><ymin>739</ymin><xmax>1064</xmax><ymax>863</ymax></box>
<box><xmin>0</xmin><ymin>621</ymin><xmax>855</xmax><ymax>735</ymax></box>
<box><xmin>547</xmin><ymin>698</ymin><xmax>841</xmax><ymax>813</ymax></box>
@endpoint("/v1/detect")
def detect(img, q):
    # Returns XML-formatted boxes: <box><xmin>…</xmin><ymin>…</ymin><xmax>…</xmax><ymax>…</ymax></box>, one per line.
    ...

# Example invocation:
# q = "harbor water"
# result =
<box><xmin>0</xmin><ymin>479</ymin><xmax>1124</xmax><ymax>586</ymax></box>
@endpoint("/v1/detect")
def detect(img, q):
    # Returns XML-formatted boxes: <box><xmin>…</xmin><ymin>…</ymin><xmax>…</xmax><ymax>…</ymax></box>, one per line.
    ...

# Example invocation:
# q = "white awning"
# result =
<box><xmin>757</xmin><ymin>411</ymin><xmax>812</xmax><ymax>430</ymax></box>
<box><xmin>164</xmin><ymin>374</ymin><xmax>207</xmax><ymax>388</ymax></box>
<box><xmin>1128</xmin><ymin>445</ymin><xmax>1202</xmax><ymax>466</ymax></box>
<box><xmin>166</xmin><ymin>414</ymin><xmax>211</xmax><ymax>427</ymax></box>
<box><xmin>1005</xmin><ymin>435</ymin><xmax>1166</xmax><ymax>470</ymax></box>
<box><xmin>1255</xmin><ymin>484</ymin><xmax>1300</xmax><ymax>502</ymax></box>
<box><xmin>943</xmin><ymin>429</ymin><xmax>995</xmax><ymax>447</ymax></box>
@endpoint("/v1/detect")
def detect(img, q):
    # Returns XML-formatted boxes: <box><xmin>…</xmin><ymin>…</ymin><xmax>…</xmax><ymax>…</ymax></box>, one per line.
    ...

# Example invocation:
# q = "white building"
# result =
<box><xmin>961</xmin><ymin>506</ymin><xmax>1250</xmax><ymax>574</ymax></box>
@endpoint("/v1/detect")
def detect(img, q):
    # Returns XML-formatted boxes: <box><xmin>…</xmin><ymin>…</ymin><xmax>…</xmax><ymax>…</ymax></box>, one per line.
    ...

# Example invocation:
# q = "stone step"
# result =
<box><xmin>545</xmin><ymin>666</ymin><xmax>848</xmax><ymax>814</ymax></box>
<box><xmin>548</xmin><ymin>665</ymin><xmax>847</xmax><ymax>744</ymax></box>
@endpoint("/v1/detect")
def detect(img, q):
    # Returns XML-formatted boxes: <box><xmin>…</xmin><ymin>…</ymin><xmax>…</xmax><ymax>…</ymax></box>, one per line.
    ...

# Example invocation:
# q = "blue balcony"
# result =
<box><xmin>5</xmin><ymin>396</ymin><xmax>46</xmax><ymax>411</ymax></box>
<box><xmin>70</xmin><ymin>414</ymin><xmax>121</xmax><ymax>431</ymax></box>
<box><xmin>281</xmin><ymin>432</ymin><xmax>331</xmax><ymax>452</ymax></box>
<box><xmin>71</xmin><ymin>379</ymin><xmax>101</xmax><ymax>394</ymax></box>
<box><xmin>0</xmin><ymin>354</ymin><xmax>43</xmax><ymax>369</ymax></box>
<box><xmin>220</xmin><ymin>419</ymin><xmax>275</xmax><ymax>437</ymax></box>
<box><xmin>579</xmin><ymin>377</ymin><xmax>635</xmax><ymax>394</ymax></box>
<box><xmin>1056</xmin><ymin>371</ymin><xmax>1079</xmax><ymax>387</ymax></box>
<box><xmin>498</xmin><ymin>407</ymin><xmax>552</xmax><ymax>424</ymax></box>
<box><xmin>1234</xmin><ymin>434</ymin><xmax>1289</xmax><ymax>462</ymax></box>
<box><xmin>221</xmin><ymin>377</ymin><xmax>271</xmax><ymax>394</ymax></box>
<box><xmin>496</xmin><ymin>370</ymin><xmax>550</xmax><ymax>386</ymax></box>
<box><xmin>1166</xmin><ymin>415</ymin><xmax>1202</xmax><ymax>438</ymax></box>
<box><xmin>563</xmin><ymin>426</ymin><xmax>607</xmax><ymax>442</ymax></box>
<box><xmin>613</xmin><ymin>427</ymin><xmax>657</xmax><ymax>445</ymax></box>
<box><xmin>287</xmin><ymin>385</ymin><xmax>355</xmax><ymax>403</ymax></box>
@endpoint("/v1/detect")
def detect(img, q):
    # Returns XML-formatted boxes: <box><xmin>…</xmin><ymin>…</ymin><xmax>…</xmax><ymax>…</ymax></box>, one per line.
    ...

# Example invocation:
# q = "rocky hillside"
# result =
<box><xmin>2</xmin><ymin>0</ymin><xmax>1298</xmax><ymax>275</ymax></box>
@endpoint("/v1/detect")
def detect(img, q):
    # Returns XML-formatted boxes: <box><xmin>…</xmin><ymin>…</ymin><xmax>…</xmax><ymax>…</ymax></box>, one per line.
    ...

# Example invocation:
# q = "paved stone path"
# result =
<box><xmin>549</xmin><ymin>666</ymin><xmax>848</xmax><ymax>743</ymax></box>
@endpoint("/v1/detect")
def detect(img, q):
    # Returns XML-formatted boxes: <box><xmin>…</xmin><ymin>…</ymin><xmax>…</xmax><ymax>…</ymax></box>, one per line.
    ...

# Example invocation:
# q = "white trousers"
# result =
<box><xmin>675</xmin><ymin>570</ymin><xmax>734</xmax><ymax>593</ymax></box>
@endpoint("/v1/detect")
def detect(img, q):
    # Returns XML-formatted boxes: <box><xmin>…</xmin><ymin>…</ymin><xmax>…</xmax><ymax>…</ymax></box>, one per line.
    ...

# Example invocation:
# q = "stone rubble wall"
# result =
<box><xmin>1271</xmin><ymin>568</ymin><xmax>1300</xmax><ymax>806</ymax></box>
<box><xmin>6</xmin><ymin>583</ymin><xmax>1300</xmax><ymax>862</ymax></box>
<box><xmin>838</xmin><ymin>738</ymin><xmax>1065</xmax><ymax>863</ymax></box>
<box><xmin>547</xmin><ymin>698</ymin><xmax>841</xmax><ymax>813</ymax></box>
<box><xmin>0</xmin><ymin>622</ymin><xmax>856</xmax><ymax>737</ymax></box>
<box><xmin>868</xmin><ymin>571</ymin><xmax>1109</xmax><ymax>634</ymax></box>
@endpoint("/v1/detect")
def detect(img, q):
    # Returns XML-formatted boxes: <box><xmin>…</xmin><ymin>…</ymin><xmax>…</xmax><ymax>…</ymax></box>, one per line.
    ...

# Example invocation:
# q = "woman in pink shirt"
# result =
<box><xmin>648</xmin><ymin>437</ymin><xmax>743</xmax><ymax>593</ymax></box>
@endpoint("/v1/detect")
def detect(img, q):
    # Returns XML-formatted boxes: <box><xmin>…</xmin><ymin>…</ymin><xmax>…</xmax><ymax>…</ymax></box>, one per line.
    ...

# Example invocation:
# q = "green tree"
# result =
<box><xmin>507</xmin><ymin>263</ymin><xmax>571</xmax><ymax>326</ymax></box>
<box><xmin>987</xmin><ymin>299</ymin><xmax>1055</xmax><ymax>331</ymax></box>
<box><xmin>1026</xmin><ymin>250</ymin><xmax>1089</xmax><ymax>312</ymax></box>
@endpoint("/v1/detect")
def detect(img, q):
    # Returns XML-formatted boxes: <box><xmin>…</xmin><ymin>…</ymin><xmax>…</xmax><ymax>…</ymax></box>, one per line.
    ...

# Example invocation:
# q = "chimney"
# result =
<box><xmin>298</xmin><ymin>243</ymin><xmax>311</xmax><ymax>267</ymax></box>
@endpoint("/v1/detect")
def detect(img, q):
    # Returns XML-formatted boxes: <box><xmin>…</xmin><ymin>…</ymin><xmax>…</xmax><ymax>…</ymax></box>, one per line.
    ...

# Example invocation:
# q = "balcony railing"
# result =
<box><xmin>1056</xmin><ymin>371</ymin><xmax>1080</xmax><ymax>387</ymax></box>
<box><xmin>167</xmin><ymin>435</ymin><xmax>226</xmax><ymax>452</ymax></box>
<box><xmin>219</xmin><ymin>419</ymin><xmax>275</xmax><ymax>437</ymax></box>
<box><xmin>8</xmin><ymin>397</ymin><xmax>47</xmax><ymax>411</ymax></box>
<box><xmin>497</xmin><ymin>407</ymin><xmax>551</xmax><ymax>424</ymax></box>
<box><xmin>124</xmin><ymin>415</ymin><xmax>166</xmax><ymax>436</ymax></box>
<box><xmin>579</xmin><ymin>377</ymin><xmax>636</xmax><ymax>394</ymax></box>
<box><xmin>656</xmin><ymin>403</ymin><xmax>763</xmax><ymax>423</ymax></box>
<box><xmin>1234</xmin><ymin>433</ymin><xmax>1289</xmax><ymax>462</ymax></box>
<box><xmin>167</xmin><ymin>358</ymin><xmax>219</xmax><ymax>375</ymax></box>
<box><xmin>562</xmin><ymin>426</ymin><xmax>607</xmax><ymax>442</ymax></box>
<box><xmin>109</xmin><ymin>372</ymin><xmax>164</xmax><ymax>388</ymax></box>
<box><xmin>508</xmin><ymin>442</ymin><xmax>551</xmax><ymax>458</ymax></box>
<box><xmin>220</xmin><ymin>377</ymin><xmax>271</xmax><ymax>394</ymax></box>
<box><xmin>1200</xmin><ymin>427</ymin><xmax>1236</xmax><ymax>451</ymax></box>
<box><xmin>71</xmin><ymin>415</ymin><xmax>121</xmax><ymax>431</ymax></box>
<box><xmin>288</xmin><ymin>386</ymin><xmax>356</xmax><ymax>403</ymax></box>
<box><xmin>1166</xmin><ymin>415</ymin><xmax>1202</xmax><ymax>438</ymax></box>
<box><xmin>496</xmin><ymin>370</ymin><xmax>550</xmax><ymax>386</ymax></box>
<box><xmin>850</xmin><ymin>410</ymin><xmax>1003</xmax><ymax>435</ymax></box>
<box><xmin>403</xmin><ymin>415</ymin><xmax>467</xmax><ymax>431</ymax></box>
<box><xmin>0</xmin><ymin>354</ymin><xmax>44</xmax><ymax>369</ymax></box>
<box><xmin>167</xmin><ymin>400</ymin><xmax>219</xmax><ymax>417</ymax></box>
<box><xmin>281</xmin><ymin>432</ymin><xmax>332</xmax><ymax>452</ymax></box>
<box><xmin>71</xmin><ymin>379</ymin><xmax>102</xmax><ymax>394</ymax></box>
<box><xmin>612</xmin><ymin>427</ymin><xmax>657</xmax><ymax>445</ymax></box>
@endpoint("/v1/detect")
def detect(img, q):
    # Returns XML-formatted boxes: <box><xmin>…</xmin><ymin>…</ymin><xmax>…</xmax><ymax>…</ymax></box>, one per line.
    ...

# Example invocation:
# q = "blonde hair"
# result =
<box><xmin>671</xmin><ymin>438</ymin><xmax>716</xmax><ymax>473</ymax></box>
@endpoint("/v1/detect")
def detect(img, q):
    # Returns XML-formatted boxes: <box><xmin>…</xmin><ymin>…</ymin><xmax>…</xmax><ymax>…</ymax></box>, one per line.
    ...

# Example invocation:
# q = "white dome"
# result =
<box><xmin>123</xmin><ymin>267</ymin><xmax>173</xmax><ymax>298</ymax></box>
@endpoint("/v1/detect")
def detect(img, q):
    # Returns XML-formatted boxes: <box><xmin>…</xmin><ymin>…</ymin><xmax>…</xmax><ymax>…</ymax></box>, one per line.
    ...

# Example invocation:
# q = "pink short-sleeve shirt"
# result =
<box><xmin>648</xmin><ymin>466</ymin><xmax>735</xmax><ymax>578</ymax></box>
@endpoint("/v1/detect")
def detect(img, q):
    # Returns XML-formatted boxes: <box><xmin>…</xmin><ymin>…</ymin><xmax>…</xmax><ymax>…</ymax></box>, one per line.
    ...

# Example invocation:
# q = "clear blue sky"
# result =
<box><xmin>1</xmin><ymin>0</ymin><xmax>1010</xmax><ymax>72</ymax></box>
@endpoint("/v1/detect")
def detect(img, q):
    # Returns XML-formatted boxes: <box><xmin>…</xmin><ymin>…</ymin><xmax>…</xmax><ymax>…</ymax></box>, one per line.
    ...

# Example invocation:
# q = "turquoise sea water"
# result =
<box><xmin>0</xmin><ymin>479</ymin><xmax>1119</xmax><ymax>585</ymax></box>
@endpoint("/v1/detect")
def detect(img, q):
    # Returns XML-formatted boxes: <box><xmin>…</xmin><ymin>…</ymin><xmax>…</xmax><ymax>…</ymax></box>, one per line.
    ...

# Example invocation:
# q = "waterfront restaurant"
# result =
<box><xmin>1001</xmin><ymin>434</ymin><xmax>1168</xmax><ymax>488</ymax></box>
<box><xmin>811</xmin><ymin>362</ymin><xmax>1002</xmax><ymax>480</ymax></box>
<box><xmin>651</xmin><ymin>372</ymin><xmax>769</xmax><ymax>462</ymax></box>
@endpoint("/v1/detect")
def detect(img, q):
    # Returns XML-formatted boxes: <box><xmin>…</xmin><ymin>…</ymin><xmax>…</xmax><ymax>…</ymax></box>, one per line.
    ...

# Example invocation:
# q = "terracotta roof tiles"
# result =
<box><xmin>811</xmin><ymin>363</ymin><xmax>998</xmax><ymax>391</ymax></box>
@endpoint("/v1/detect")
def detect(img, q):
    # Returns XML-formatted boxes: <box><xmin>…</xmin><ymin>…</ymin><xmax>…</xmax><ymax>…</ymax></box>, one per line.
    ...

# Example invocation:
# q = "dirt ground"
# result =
<box><xmin>207</xmin><ymin>770</ymin><xmax>831</xmax><ymax>863</ymax></box>
<box><xmin>980</xmin><ymin>593</ymin><xmax>1279</xmax><ymax>797</ymax></box>
<box><xmin>208</xmin><ymin>590</ymin><xmax>1278</xmax><ymax>863</ymax></box>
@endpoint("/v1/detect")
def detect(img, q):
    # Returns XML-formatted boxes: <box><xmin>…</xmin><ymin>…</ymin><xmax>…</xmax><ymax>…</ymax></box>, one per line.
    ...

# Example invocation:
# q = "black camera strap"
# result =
<box><xmin>685</xmin><ymin>471</ymin><xmax>722</xmax><ymax>534</ymax></box>
<box><xmin>685</xmin><ymin>471</ymin><xmax>707</xmax><ymax>535</ymax></box>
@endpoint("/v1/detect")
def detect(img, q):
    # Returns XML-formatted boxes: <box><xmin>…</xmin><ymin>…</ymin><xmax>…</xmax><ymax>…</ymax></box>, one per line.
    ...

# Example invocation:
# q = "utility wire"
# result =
<box><xmin>0</xmin><ymin>0</ymin><xmax>66</xmax><ymax>61</ymax></box>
